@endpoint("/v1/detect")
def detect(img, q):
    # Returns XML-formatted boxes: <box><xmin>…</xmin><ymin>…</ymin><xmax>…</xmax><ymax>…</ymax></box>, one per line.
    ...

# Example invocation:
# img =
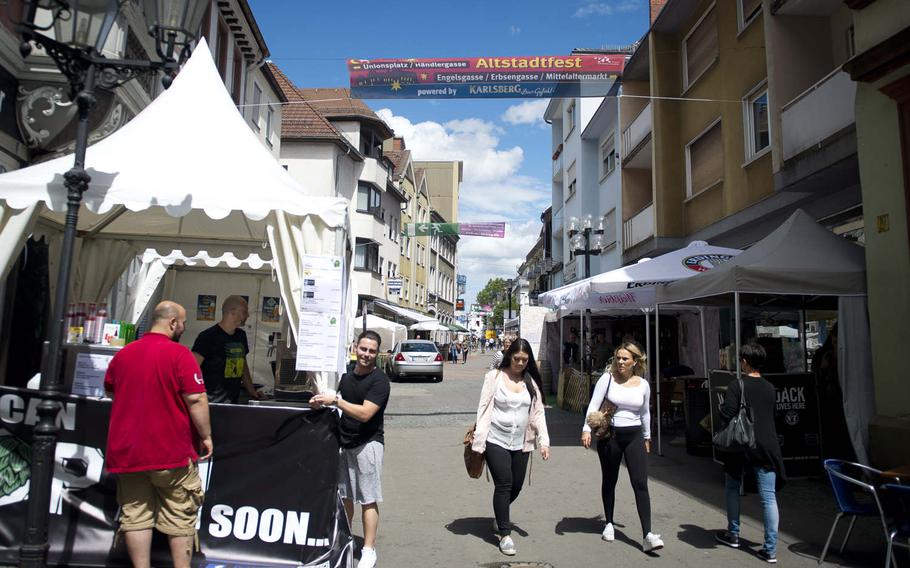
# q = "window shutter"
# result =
<box><xmin>685</xmin><ymin>7</ymin><xmax>717</xmax><ymax>86</ymax></box>
<box><xmin>689</xmin><ymin>122</ymin><xmax>723</xmax><ymax>194</ymax></box>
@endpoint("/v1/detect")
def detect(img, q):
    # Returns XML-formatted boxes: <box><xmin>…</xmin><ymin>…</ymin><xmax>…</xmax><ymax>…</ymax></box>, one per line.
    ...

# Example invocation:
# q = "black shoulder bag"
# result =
<box><xmin>713</xmin><ymin>376</ymin><xmax>757</xmax><ymax>451</ymax></box>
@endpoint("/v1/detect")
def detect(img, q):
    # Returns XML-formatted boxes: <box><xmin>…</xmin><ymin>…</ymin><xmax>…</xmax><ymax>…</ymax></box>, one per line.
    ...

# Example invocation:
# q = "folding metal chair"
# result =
<box><xmin>882</xmin><ymin>484</ymin><xmax>910</xmax><ymax>568</ymax></box>
<box><xmin>820</xmin><ymin>459</ymin><xmax>894</xmax><ymax>567</ymax></box>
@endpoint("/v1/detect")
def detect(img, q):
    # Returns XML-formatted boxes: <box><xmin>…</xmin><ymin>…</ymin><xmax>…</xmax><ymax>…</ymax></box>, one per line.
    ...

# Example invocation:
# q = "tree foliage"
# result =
<box><xmin>476</xmin><ymin>277</ymin><xmax>519</xmax><ymax>329</ymax></box>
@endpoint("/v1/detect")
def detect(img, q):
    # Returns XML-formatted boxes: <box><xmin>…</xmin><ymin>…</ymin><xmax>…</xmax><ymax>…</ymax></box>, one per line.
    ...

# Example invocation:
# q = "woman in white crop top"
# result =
<box><xmin>580</xmin><ymin>341</ymin><xmax>664</xmax><ymax>553</ymax></box>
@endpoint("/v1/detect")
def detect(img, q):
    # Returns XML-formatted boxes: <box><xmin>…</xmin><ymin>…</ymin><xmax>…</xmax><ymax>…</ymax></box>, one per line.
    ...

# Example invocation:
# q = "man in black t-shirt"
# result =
<box><xmin>192</xmin><ymin>296</ymin><xmax>262</xmax><ymax>404</ymax></box>
<box><xmin>310</xmin><ymin>330</ymin><xmax>389</xmax><ymax>568</ymax></box>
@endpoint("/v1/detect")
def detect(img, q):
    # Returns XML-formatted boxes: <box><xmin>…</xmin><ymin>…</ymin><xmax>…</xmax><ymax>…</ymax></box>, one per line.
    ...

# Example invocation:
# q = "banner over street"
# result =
<box><xmin>350</xmin><ymin>54</ymin><xmax>626</xmax><ymax>99</ymax></box>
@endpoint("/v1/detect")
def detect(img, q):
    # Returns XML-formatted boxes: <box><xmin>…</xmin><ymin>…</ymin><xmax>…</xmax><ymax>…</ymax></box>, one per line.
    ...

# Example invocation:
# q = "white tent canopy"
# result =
<box><xmin>409</xmin><ymin>320</ymin><xmax>450</xmax><ymax>332</ymax></box>
<box><xmin>373</xmin><ymin>300</ymin><xmax>435</xmax><ymax>323</ymax></box>
<box><xmin>0</xmin><ymin>39</ymin><xmax>351</xmax><ymax>382</ymax></box>
<box><xmin>539</xmin><ymin>240</ymin><xmax>742</xmax><ymax>313</ymax></box>
<box><xmin>362</xmin><ymin>314</ymin><xmax>407</xmax><ymax>351</ymax></box>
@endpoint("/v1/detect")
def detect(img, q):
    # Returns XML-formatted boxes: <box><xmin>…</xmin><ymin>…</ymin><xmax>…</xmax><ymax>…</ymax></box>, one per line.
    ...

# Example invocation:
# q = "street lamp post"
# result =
<box><xmin>568</xmin><ymin>213</ymin><xmax>606</xmax><ymax>279</ymax></box>
<box><xmin>15</xmin><ymin>2</ymin><xmax>206</xmax><ymax>566</ymax></box>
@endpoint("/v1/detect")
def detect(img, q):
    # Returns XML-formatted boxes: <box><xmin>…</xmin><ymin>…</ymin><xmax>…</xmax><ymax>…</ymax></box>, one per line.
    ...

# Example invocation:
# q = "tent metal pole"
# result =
<box><xmin>700</xmin><ymin>306</ymin><xmax>709</xmax><ymax>377</ymax></box>
<box><xmin>734</xmin><ymin>292</ymin><xmax>742</xmax><ymax>380</ymax></box>
<box><xmin>655</xmin><ymin>303</ymin><xmax>662</xmax><ymax>456</ymax></box>
<box><xmin>645</xmin><ymin>309</ymin><xmax>651</xmax><ymax>381</ymax></box>
<box><xmin>799</xmin><ymin>309</ymin><xmax>807</xmax><ymax>372</ymax></box>
<box><xmin>560</xmin><ymin>312</ymin><xmax>564</xmax><ymax>376</ymax></box>
<box><xmin>580</xmin><ymin>309</ymin><xmax>585</xmax><ymax>374</ymax></box>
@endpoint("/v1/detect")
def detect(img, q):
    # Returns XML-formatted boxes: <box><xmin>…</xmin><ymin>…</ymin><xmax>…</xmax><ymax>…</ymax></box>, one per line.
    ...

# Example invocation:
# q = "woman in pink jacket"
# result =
<box><xmin>472</xmin><ymin>338</ymin><xmax>550</xmax><ymax>556</ymax></box>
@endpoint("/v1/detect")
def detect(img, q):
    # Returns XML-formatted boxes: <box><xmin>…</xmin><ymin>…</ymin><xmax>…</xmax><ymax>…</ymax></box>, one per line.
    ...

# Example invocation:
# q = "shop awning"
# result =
<box><xmin>373</xmin><ymin>300</ymin><xmax>435</xmax><ymax>323</ymax></box>
<box><xmin>410</xmin><ymin>320</ymin><xmax>451</xmax><ymax>332</ymax></box>
<box><xmin>447</xmin><ymin>323</ymin><xmax>470</xmax><ymax>332</ymax></box>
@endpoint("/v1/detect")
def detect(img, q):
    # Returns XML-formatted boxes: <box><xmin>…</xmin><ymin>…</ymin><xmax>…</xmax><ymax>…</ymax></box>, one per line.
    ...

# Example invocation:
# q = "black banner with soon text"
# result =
<box><xmin>0</xmin><ymin>386</ymin><xmax>352</xmax><ymax>567</ymax></box>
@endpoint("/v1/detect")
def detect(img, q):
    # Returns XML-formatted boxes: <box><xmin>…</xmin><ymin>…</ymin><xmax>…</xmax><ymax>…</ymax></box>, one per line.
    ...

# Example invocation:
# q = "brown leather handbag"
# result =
<box><xmin>586</xmin><ymin>375</ymin><xmax>617</xmax><ymax>439</ymax></box>
<box><xmin>463</xmin><ymin>424</ymin><xmax>485</xmax><ymax>478</ymax></box>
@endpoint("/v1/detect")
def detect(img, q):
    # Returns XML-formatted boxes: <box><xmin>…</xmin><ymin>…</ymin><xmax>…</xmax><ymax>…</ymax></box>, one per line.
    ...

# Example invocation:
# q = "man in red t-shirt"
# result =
<box><xmin>104</xmin><ymin>301</ymin><xmax>212</xmax><ymax>568</ymax></box>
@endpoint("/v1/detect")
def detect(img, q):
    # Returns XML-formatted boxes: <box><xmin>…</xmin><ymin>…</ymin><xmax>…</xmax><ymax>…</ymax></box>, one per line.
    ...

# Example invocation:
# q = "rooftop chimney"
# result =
<box><xmin>393</xmin><ymin>137</ymin><xmax>406</xmax><ymax>151</ymax></box>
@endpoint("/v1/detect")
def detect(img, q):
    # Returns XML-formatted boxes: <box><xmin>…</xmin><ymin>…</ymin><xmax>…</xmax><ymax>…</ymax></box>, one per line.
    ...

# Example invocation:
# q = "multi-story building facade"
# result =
<box><xmin>841</xmin><ymin>0</ymin><xmax>910</xmax><ymax>466</ymax></box>
<box><xmin>428</xmin><ymin>209</ymin><xmax>458</xmax><ymax>324</ymax></box>
<box><xmin>545</xmin><ymin>52</ymin><xmax>627</xmax><ymax>286</ymax></box>
<box><xmin>270</xmin><ymin>69</ymin><xmax>405</xmax><ymax>314</ymax></box>
<box><xmin>200</xmin><ymin>1</ymin><xmax>282</xmax><ymax>158</ymax></box>
<box><xmin>413</xmin><ymin>160</ymin><xmax>463</xmax><ymax>324</ymax></box>
<box><xmin>622</xmin><ymin>0</ymin><xmax>862</xmax><ymax>259</ymax></box>
<box><xmin>385</xmin><ymin>138</ymin><xmax>432</xmax><ymax>315</ymax></box>
<box><xmin>414</xmin><ymin>160</ymin><xmax>463</xmax><ymax>224</ymax></box>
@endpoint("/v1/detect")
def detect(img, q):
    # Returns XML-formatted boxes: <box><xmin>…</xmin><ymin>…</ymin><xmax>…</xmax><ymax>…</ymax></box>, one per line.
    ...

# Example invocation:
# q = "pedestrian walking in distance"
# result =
<box><xmin>489</xmin><ymin>335</ymin><xmax>513</xmax><ymax>370</ymax></box>
<box><xmin>714</xmin><ymin>342</ymin><xmax>785</xmax><ymax>563</ymax></box>
<box><xmin>104</xmin><ymin>301</ymin><xmax>213</xmax><ymax>568</ymax></box>
<box><xmin>310</xmin><ymin>330</ymin><xmax>390</xmax><ymax>568</ymax></box>
<box><xmin>472</xmin><ymin>338</ymin><xmax>550</xmax><ymax>556</ymax></box>
<box><xmin>581</xmin><ymin>341</ymin><xmax>664</xmax><ymax>553</ymax></box>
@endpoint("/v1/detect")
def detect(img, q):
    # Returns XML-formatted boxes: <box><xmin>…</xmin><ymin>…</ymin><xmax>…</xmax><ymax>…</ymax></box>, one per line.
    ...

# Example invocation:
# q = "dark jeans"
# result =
<box><xmin>596</xmin><ymin>425</ymin><xmax>651</xmax><ymax>536</ymax></box>
<box><xmin>484</xmin><ymin>441</ymin><xmax>529</xmax><ymax>536</ymax></box>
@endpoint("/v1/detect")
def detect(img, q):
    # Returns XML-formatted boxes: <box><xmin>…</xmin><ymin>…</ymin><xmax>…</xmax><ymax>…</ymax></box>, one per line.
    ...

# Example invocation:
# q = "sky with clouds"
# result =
<box><xmin>250</xmin><ymin>0</ymin><xmax>649</xmax><ymax>306</ymax></box>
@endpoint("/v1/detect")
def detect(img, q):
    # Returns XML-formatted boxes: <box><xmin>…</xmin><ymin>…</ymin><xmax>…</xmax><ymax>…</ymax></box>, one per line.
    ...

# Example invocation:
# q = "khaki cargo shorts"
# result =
<box><xmin>116</xmin><ymin>461</ymin><xmax>204</xmax><ymax>537</ymax></box>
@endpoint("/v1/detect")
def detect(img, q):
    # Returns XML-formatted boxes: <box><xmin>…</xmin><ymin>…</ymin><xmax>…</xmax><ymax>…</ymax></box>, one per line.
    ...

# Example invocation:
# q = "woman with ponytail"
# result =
<box><xmin>580</xmin><ymin>341</ymin><xmax>664</xmax><ymax>553</ymax></box>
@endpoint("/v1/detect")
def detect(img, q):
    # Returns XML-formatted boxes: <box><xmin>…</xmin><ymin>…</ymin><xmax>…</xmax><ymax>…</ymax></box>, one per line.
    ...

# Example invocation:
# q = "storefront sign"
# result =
<box><xmin>0</xmin><ymin>386</ymin><xmax>352</xmax><ymax>566</ymax></box>
<box><xmin>349</xmin><ymin>54</ymin><xmax>625</xmax><ymax>99</ymax></box>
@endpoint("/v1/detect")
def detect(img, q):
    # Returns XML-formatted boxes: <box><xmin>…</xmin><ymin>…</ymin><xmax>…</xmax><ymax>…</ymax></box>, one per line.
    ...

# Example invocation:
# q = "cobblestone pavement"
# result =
<box><xmin>351</xmin><ymin>352</ymin><xmax>892</xmax><ymax>568</ymax></box>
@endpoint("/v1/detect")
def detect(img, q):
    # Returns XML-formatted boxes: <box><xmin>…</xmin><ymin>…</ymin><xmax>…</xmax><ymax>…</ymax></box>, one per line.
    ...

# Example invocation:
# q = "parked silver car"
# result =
<box><xmin>390</xmin><ymin>340</ymin><xmax>444</xmax><ymax>382</ymax></box>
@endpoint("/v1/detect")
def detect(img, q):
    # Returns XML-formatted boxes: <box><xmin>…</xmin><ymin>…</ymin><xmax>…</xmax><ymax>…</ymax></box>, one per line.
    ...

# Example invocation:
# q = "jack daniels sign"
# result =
<box><xmin>0</xmin><ymin>386</ymin><xmax>353</xmax><ymax>567</ymax></box>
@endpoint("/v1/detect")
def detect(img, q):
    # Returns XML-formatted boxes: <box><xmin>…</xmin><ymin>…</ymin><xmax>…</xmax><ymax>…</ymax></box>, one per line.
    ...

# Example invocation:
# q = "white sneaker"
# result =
<box><xmin>602</xmin><ymin>522</ymin><xmax>615</xmax><ymax>541</ymax></box>
<box><xmin>358</xmin><ymin>546</ymin><xmax>377</xmax><ymax>568</ymax></box>
<box><xmin>498</xmin><ymin>535</ymin><xmax>516</xmax><ymax>556</ymax></box>
<box><xmin>643</xmin><ymin>532</ymin><xmax>664</xmax><ymax>552</ymax></box>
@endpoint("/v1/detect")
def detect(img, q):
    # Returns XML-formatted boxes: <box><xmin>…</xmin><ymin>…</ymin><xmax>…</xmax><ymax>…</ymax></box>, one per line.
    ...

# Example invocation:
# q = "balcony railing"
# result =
<box><xmin>552</xmin><ymin>150</ymin><xmax>563</xmax><ymax>182</ymax></box>
<box><xmin>781</xmin><ymin>70</ymin><xmax>856</xmax><ymax>161</ymax></box>
<box><xmin>622</xmin><ymin>203</ymin><xmax>654</xmax><ymax>250</ymax></box>
<box><xmin>622</xmin><ymin>102</ymin><xmax>652</xmax><ymax>160</ymax></box>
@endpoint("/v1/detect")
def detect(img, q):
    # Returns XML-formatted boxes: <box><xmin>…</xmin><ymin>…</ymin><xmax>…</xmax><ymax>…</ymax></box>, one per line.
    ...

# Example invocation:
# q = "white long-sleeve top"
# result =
<box><xmin>582</xmin><ymin>371</ymin><xmax>652</xmax><ymax>439</ymax></box>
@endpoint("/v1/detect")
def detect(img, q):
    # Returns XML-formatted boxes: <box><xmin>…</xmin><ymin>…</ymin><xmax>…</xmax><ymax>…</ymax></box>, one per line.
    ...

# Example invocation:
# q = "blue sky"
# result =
<box><xmin>249</xmin><ymin>0</ymin><xmax>650</xmax><ymax>305</ymax></box>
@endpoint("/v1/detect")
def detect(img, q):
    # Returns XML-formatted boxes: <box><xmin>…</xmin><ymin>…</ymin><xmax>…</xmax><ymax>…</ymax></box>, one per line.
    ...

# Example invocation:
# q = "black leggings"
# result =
<box><xmin>596</xmin><ymin>425</ymin><xmax>651</xmax><ymax>536</ymax></box>
<box><xmin>485</xmin><ymin>442</ymin><xmax>529</xmax><ymax>536</ymax></box>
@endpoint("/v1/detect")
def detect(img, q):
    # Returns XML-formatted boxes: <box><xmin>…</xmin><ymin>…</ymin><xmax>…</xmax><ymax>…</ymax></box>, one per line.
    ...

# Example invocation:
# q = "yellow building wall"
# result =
<box><xmin>855</xmin><ymin>73</ymin><xmax>910</xmax><ymax>466</ymax></box>
<box><xmin>652</xmin><ymin>0</ymin><xmax>773</xmax><ymax>237</ymax></box>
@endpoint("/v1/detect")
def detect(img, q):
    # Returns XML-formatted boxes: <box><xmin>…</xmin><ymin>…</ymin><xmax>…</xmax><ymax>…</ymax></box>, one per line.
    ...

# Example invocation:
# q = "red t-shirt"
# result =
<box><xmin>104</xmin><ymin>332</ymin><xmax>207</xmax><ymax>473</ymax></box>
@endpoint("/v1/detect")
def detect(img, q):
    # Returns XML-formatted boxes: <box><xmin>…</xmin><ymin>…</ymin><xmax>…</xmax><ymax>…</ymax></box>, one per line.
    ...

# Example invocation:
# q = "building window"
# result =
<box><xmin>354</xmin><ymin>238</ymin><xmax>380</xmax><ymax>273</ymax></box>
<box><xmin>567</xmin><ymin>161</ymin><xmax>577</xmax><ymax>199</ymax></box>
<box><xmin>232</xmin><ymin>46</ymin><xmax>243</xmax><ymax>104</ymax></box>
<box><xmin>602</xmin><ymin>209</ymin><xmax>617</xmax><ymax>249</ymax></box>
<box><xmin>356</xmin><ymin>183</ymin><xmax>382</xmax><ymax>217</ymax></box>
<box><xmin>601</xmin><ymin>134</ymin><xmax>616</xmax><ymax>180</ymax></box>
<box><xmin>265</xmin><ymin>105</ymin><xmax>274</xmax><ymax>147</ymax></box>
<box><xmin>737</xmin><ymin>0</ymin><xmax>761</xmax><ymax>31</ymax></box>
<box><xmin>686</xmin><ymin>119</ymin><xmax>723</xmax><ymax>198</ymax></box>
<box><xmin>251</xmin><ymin>83</ymin><xmax>262</xmax><ymax>131</ymax></box>
<box><xmin>566</xmin><ymin>101</ymin><xmax>576</xmax><ymax>137</ymax></box>
<box><xmin>683</xmin><ymin>4</ymin><xmax>717</xmax><ymax>90</ymax></box>
<box><xmin>743</xmin><ymin>82</ymin><xmax>769</xmax><ymax>161</ymax></box>
<box><xmin>360</xmin><ymin>129</ymin><xmax>383</xmax><ymax>159</ymax></box>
